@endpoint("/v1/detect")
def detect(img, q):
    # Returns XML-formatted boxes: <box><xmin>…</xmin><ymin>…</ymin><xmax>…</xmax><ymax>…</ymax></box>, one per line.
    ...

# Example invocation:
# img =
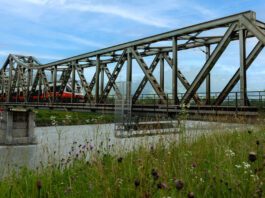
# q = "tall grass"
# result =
<box><xmin>0</xmin><ymin>128</ymin><xmax>264</xmax><ymax>197</ymax></box>
<box><xmin>34</xmin><ymin>110</ymin><xmax>114</xmax><ymax>126</ymax></box>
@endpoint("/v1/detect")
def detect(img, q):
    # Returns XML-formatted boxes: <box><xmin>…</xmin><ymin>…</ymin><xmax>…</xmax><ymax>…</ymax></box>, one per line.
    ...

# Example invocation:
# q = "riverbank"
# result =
<box><xmin>34</xmin><ymin>109</ymin><xmax>114</xmax><ymax>126</ymax></box>
<box><xmin>0</xmin><ymin>125</ymin><xmax>264</xmax><ymax>197</ymax></box>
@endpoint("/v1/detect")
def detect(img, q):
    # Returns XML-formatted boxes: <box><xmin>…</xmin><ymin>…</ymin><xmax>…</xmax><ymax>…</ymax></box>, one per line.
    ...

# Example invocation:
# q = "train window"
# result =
<box><xmin>76</xmin><ymin>86</ymin><xmax>81</xmax><ymax>93</ymax></box>
<box><xmin>66</xmin><ymin>86</ymin><xmax>72</xmax><ymax>92</ymax></box>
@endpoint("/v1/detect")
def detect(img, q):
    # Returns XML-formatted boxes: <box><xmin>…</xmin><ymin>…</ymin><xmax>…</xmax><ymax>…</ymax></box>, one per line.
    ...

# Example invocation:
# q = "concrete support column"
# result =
<box><xmin>239</xmin><ymin>29</ymin><xmax>247</xmax><ymax>106</ymax></box>
<box><xmin>0</xmin><ymin>109</ymin><xmax>36</xmax><ymax>145</ymax></box>
<box><xmin>5</xmin><ymin>111</ymin><xmax>13</xmax><ymax>143</ymax></box>
<box><xmin>205</xmin><ymin>45</ymin><xmax>211</xmax><ymax>105</ymax></box>
<box><xmin>172</xmin><ymin>37</ymin><xmax>178</xmax><ymax>105</ymax></box>
<box><xmin>160</xmin><ymin>53</ymin><xmax>164</xmax><ymax>90</ymax></box>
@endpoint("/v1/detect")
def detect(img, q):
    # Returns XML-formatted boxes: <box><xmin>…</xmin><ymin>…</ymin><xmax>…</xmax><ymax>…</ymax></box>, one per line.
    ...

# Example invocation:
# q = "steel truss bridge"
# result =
<box><xmin>0</xmin><ymin>11</ymin><xmax>265</xmax><ymax>116</ymax></box>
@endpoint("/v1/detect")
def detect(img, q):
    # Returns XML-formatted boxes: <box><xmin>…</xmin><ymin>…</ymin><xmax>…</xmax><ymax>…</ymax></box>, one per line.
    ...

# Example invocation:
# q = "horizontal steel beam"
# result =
<box><xmin>36</xmin><ymin>11</ymin><xmax>255</xmax><ymax>68</ymax></box>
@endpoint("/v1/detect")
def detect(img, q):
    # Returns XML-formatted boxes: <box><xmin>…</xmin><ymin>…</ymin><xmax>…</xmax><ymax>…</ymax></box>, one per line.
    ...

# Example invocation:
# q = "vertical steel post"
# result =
<box><xmin>71</xmin><ymin>62</ymin><xmax>76</xmax><ymax>103</ymax></box>
<box><xmin>100</xmin><ymin>64</ymin><xmax>105</xmax><ymax>97</ymax></box>
<box><xmin>172</xmin><ymin>37</ymin><xmax>178</xmax><ymax>105</ymax></box>
<box><xmin>127</xmin><ymin>48</ymin><xmax>132</xmax><ymax>100</ymax></box>
<box><xmin>160</xmin><ymin>53</ymin><xmax>164</xmax><ymax>91</ymax></box>
<box><xmin>7</xmin><ymin>58</ymin><xmax>13</xmax><ymax>102</ymax></box>
<box><xmin>206</xmin><ymin>45</ymin><xmax>211</xmax><ymax>104</ymax></box>
<box><xmin>239</xmin><ymin>29</ymin><xmax>247</xmax><ymax>106</ymax></box>
<box><xmin>95</xmin><ymin>55</ymin><xmax>100</xmax><ymax>103</ymax></box>
<box><xmin>1</xmin><ymin>70</ymin><xmax>4</xmax><ymax>100</ymax></box>
<box><xmin>16</xmin><ymin>66</ymin><xmax>20</xmax><ymax>102</ymax></box>
<box><xmin>38</xmin><ymin>72</ymin><xmax>41</xmax><ymax>103</ymax></box>
<box><xmin>51</xmin><ymin>69</ymin><xmax>54</xmax><ymax>83</ymax></box>
<box><xmin>53</xmin><ymin>66</ymin><xmax>57</xmax><ymax>102</ymax></box>
<box><xmin>27</xmin><ymin>68</ymin><xmax>31</xmax><ymax>102</ymax></box>
<box><xmin>30</xmin><ymin>69</ymin><xmax>33</xmax><ymax>86</ymax></box>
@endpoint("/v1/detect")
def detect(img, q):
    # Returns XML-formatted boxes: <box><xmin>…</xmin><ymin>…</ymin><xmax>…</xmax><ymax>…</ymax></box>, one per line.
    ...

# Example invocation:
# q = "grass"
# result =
<box><xmin>0</xmin><ymin>126</ymin><xmax>264</xmax><ymax>197</ymax></box>
<box><xmin>34</xmin><ymin>110</ymin><xmax>114</xmax><ymax>126</ymax></box>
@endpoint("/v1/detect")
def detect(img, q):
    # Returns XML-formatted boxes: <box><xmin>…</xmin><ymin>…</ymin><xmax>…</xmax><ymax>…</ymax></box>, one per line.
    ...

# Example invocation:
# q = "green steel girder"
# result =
<box><xmin>131</xmin><ymin>48</ymin><xmax>167</xmax><ymax>103</ymax></box>
<box><xmin>0</xmin><ymin>11</ymin><xmax>265</xmax><ymax>108</ymax></box>
<box><xmin>181</xmin><ymin>23</ymin><xmax>238</xmax><ymax>104</ymax></box>
<box><xmin>132</xmin><ymin>53</ymin><xmax>160</xmax><ymax>104</ymax></box>
<box><xmin>163</xmin><ymin>54</ymin><xmax>202</xmax><ymax>105</ymax></box>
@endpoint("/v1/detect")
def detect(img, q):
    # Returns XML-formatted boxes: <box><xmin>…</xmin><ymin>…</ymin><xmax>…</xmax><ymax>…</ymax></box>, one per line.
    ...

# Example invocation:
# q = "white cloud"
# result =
<box><xmin>0</xmin><ymin>49</ymin><xmax>64</xmax><ymax>61</ymax></box>
<box><xmin>61</xmin><ymin>2</ymin><xmax>171</xmax><ymax>28</ymax></box>
<box><xmin>58</xmin><ymin>33</ymin><xmax>105</xmax><ymax>48</ymax></box>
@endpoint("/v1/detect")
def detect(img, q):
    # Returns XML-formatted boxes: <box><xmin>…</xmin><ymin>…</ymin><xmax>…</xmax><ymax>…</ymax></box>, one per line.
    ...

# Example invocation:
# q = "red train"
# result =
<box><xmin>1</xmin><ymin>82</ymin><xmax>85</xmax><ymax>102</ymax></box>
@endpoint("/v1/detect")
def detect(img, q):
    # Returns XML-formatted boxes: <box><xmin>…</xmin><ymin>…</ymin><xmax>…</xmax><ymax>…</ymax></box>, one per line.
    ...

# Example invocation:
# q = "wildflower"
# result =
<box><xmin>250</xmin><ymin>174</ymin><xmax>259</xmax><ymax>182</ymax></box>
<box><xmin>157</xmin><ymin>182</ymin><xmax>167</xmax><ymax>189</ymax></box>
<box><xmin>50</xmin><ymin>116</ymin><xmax>56</xmax><ymax>120</ymax></box>
<box><xmin>117</xmin><ymin>157</ymin><xmax>123</xmax><ymax>163</ymax></box>
<box><xmin>187</xmin><ymin>192</ymin><xmax>195</xmax><ymax>198</ymax></box>
<box><xmin>151</xmin><ymin>169</ymin><xmax>159</xmax><ymax>180</ymax></box>
<box><xmin>225</xmin><ymin>149</ymin><xmax>235</xmax><ymax>157</ymax></box>
<box><xmin>175</xmin><ymin>179</ymin><xmax>184</xmax><ymax>190</ymax></box>
<box><xmin>248</xmin><ymin>152</ymin><xmax>257</xmax><ymax>162</ymax></box>
<box><xmin>199</xmin><ymin>178</ymin><xmax>204</xmax><ymax>183</ymax></box>
<box><xmin>36</xmin><ymin>180</ymin><xmax>42</xmax><ymax>190</ymax></box>
<box><xmin>65</xmin><ymin>114</ymin><xmax>72</xmax><ymax>120</ymax></box>
<box><xmin>150</xmin><ymin>146</ymin><xmax>154</xmax><ymax>151</ymax></box>
<box><xmin>192</xmin><ymin>162</ymin><xmax>197</xmax><ymax>168</ymax></box>
<box><xmin>242</xmin><ymin>161</ymin><xmax>251</xmax><ymax>169</ymax></box>
<box><xmin>255</xmin><ymin>187</ymin><xmax>263</xmax><ymax>197</ymax></box>
<box><xmin>235</xmin><ymin>164</ymin><xmax>242</xmax><ymax>169</ymax></box>
<box><xmin>134</xmin><ymin>179</ymin><xmax>140</xmax><ymax>187</ymax></box>
<box><xmin>89</xmin><ymin>145</ymin><xmax>94</xmax><ymax>150</ymax></box>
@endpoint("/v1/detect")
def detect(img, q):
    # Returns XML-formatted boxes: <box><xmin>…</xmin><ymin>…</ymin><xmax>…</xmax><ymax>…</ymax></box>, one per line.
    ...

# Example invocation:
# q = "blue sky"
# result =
<box><xmin>0</xmin><ymin>0</ymin><xmax>265</xmax><ymax>94</ymax></box>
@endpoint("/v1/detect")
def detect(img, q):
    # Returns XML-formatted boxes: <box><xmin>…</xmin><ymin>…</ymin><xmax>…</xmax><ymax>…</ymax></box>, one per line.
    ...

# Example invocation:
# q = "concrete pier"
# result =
<box><xmin>0</xmin><ymin>108</ymin><xmax>36</xmax><ymax>145</ymax></box>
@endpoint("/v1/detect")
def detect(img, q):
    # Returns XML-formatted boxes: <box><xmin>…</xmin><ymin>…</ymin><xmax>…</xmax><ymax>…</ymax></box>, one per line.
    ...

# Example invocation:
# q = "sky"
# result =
<box><xmin>0</xmin><ymin>0</ymin><xmax>265</xmax><ymax>94</ymax></box>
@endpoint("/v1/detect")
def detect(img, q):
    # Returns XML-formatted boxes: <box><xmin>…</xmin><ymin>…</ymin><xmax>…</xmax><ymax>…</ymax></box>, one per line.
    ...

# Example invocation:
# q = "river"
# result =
<box><xmin>0</xmin><ymin>121</ymin><xmax>252</xmax><ymax>177</ymax></box>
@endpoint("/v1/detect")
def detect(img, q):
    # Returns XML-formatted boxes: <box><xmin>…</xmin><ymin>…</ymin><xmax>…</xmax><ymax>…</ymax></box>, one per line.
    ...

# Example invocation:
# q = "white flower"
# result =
<box><xmin>225</xmin><ymin>149</ymin><xmax>235</xmax><ymax>157</ymax></box>
<box><xmin>235</xmin><ymin>164</ymin><xmax>242</xmax><ymax>169</ymax></box>
<box><xmin>242</xmin><ymin>161</ymin><xmax>251</xmax><ymax>169</ymax></box>
<box><xmin>65</xmin><ymin>114</ymin><xmax>72</xmax><ymax>120</ymax></box>
<box><xmin>50</xmin><ymin>115</ymin><xmax>56</xmax><ymax>120</ymax></box>
<box><xmin>250</xmin><ymin>174</ymin><xmax>259</xmax><ymax>181</ymax></box>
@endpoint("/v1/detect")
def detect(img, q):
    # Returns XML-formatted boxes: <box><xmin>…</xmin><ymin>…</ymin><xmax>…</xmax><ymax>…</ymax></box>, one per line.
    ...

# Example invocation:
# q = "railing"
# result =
<box><xmin>0</xmin><ymin>91</ymin><xmax>265</xmax><ymax>109</ymax></box>
<box><xmin>134</xmin><ymin>91</ymin><xmax>265</xmax><ymax>108</ymax></box>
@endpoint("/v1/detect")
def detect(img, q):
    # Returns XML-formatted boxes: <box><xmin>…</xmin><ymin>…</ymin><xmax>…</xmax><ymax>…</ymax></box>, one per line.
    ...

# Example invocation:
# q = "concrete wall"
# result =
<box><xmin>0</xmin><ymin>110</ymin><xmax>36</xmax><ymax>145</ymax></box>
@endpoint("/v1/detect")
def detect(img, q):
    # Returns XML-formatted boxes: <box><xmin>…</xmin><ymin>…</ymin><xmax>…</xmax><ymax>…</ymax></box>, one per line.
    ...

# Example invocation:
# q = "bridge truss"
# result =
<box><xmin>0</xmin><ymin>11</ymin><xmax>265</xmax><ymax>114</ymax></box>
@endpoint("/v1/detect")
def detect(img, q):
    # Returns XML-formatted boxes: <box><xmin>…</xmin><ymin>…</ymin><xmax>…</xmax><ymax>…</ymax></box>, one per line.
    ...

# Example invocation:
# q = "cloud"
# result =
<box><xmin>12</xmin><ymin>0</ymin><xmax>179</xmax><ymax>28</ymax></box>
<box><xmin>0</xmin><ymin>49</ymin><xmax>64</xmax><ymax>61</ymax></box>
<box><xmin>58</xmin><ymin>33</ymin><xmax>105</xmax><ymax>48</ymax></box>
<box><xmin>62</xmin><ymin>2</ymin><xmax>171</xmax><ymax>28</ymax></box>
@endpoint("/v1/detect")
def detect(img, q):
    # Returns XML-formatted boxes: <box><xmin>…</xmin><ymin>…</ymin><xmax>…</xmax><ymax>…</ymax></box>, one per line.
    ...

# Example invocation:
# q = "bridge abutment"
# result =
<box><xmin>0</xmin><ymin>109</ymin><xmax>36</xmax><ymax>145</ymax></box>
